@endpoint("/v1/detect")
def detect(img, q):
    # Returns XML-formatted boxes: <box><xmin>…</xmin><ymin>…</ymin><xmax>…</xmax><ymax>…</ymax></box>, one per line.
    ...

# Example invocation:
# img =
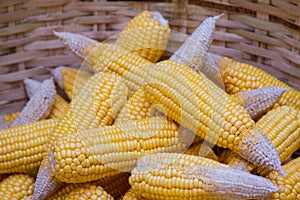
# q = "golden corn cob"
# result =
<box><xmin>185</xmin><ymin>140</ymin><xmax>219</xmax><ymax>162</ymax></box>
<box><xmin>219</xmin><ymin>56</ymin><xmax>300</xmax><ymax>110</ymax></box>
<box><xmin>144</xmin><ymin>59</ymin><xmax>283</xmax><ymax>175</ymax></box>
<box><xmin>115</xmin><ymin>87</ymin><xmax>152</xmax><ymax>123</ymax></box>
<box><xmin>55</xmin><ymin>31</ymin><xmax>153</xmax><ymax>91</ymax></box>
<box><xmin>51</xmin><ymin>117</ymin><xmax>187</xmax><ymax>183</ymax></box>
<box><xmin>52</xmin><ymin>66</ymin><xmax>92</xmax><ymax>100</ymax></box>
<box><xmin>231</xmin><ymin>86</ymin><xmax>288</xmax><ymax>120</ymax></box>
<box><xmin>267</xmin><ymin>157</ymin><xmax>300</xmax><ymax>200</ymax></box>
<box><xmin>122</xmin><ymin>188</ymin><xmax>146</xmax><ymax>200</ymax></box>
<box><xmin>34</xmin><ymin>72</ymin><xmax>128</xmax><ymax>200</ymax></box>
<box><xmin>0</xmin><ymin>119</ymin><xmax>58</xmax><ymax>174</ymax></box>
<box><xmin>11</xmin><ymin>78</ymin><xmax>56</xmax><ymax>127</ymax></box>
<box><xmin>65</xmin><ymin>184</ymin><xmax>114</xmax><ymax>200</ymax></box>
<box><xmin>0</xmin><ymin>174</ymin><xmax>35</xmax><ymax>199</ymax></box>
<box><xmin>222</xmin><ymin>106</ymin><xmax>300</xmax><ymax>174</ymax></box>
<box><xmin>129</xmin><ymin>153</ymin><xmax>278</xmax><ymax>200</ymax></box>
<box><xmin>116</xmin><ymin>10</ymin><xmax>170</xmax><ymax>63</ymax></box>
<box><xmin>48</xmin><ymin>94</ymin><xmax>69</xmax><ymax>119</ymax></box>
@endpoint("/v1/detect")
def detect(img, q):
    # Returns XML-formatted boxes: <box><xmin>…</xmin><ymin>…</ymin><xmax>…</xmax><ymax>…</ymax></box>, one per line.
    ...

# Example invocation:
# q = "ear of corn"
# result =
<box><xmin>0</xmin><ymin>119</ymin><xmax>58</xmax><ymax>174</ymax></box>
<box><xmin>185</xmin><ymin>140</ymin><xmax>219</xmax><ymax>162</ymax></box>
<box><xmin>267</xmin><ymin>157</ymin><xmax>300</xmax><ymax>200</ymax></box>
<box><xmin>55</xmin><ymin>31</ymin><xmax>153</xmax><ymax>91</ymax></box>
<box><xmin>48</xmin><ymin>94</ymin><xmax>69</xmax><ymax>119</ymax></box>
<box><xmin>24</xmin><ymin>78</ymin><xmax>42</xmax><ymax>98</ymax></box>
<box><xmin>129</xmin><ymin>153</ymin><xmax>278</xmax><ymax>200</ymax></box>
<box><xmin>231</xmin><ymin>86</ymin><xmax>288</xmax><ymax>120</ymax></box>
<box><xmin>0</xmin><ymin>174</ymin><xmax>35</xmax><ymax>199</ymax></box>
<box><xmin>116</xmin><ymin>10</ymin><xmax>170</xmax><ymax>63</ymax></box>
<box><xmin>222</xmin><ymin>106</ymin><xmax>300</xmax><ymax>174</ymax></box>
<box><xmin>144</xmin><ymin>59</ymin><xmax>283</xmax><ymax>175</ymax></box>
<box><xmin>34</xmin><ymin>72</ymin><xmax>128</xmax><ymax>200</ymax></box>
<box><xmin>0</xmin><ymin>111</ymin><xmax>20</xmax><ymax>130</ymax></box>
<box><xmin>51</xmin><ymin>117</ymin><xmax>187</xmax><ymax>183</ymax></box>
<box><xmin>122</xmin><ymin>188</ymin><xmax>146</xmax><ymax>200</ymax></box>
<box><xmin>11</xmin><ymin>78</ymin><xmax>56</xmax><ymax>127</ymax></box>
<box><xmin>219</xmin><ymin>57</ymin><xmax>300</xmax><ymax>110</ymax></box>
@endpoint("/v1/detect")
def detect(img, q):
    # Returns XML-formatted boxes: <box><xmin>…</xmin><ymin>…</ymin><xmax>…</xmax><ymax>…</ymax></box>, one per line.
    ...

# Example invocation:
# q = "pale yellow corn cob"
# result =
<box><xmin>55</xmin><ymin>31</ymin><xmax>153</xmax><ymax>91</ymax></box>
<box><xmin>115</xmin><ymin>87</ymin><xmax>152</xmax><ymax>123</ymax></box>
<box><xmin>0</xmin><ymin>119</ymin><xmax>58</xmax><ymax>174</ymax></box>
<box><xmin>267</xmin><ymin>157</ymin><xmax>300</xmax><ymax>200</ymax></box>
<box><xmin>122</xmin><ymin>188</ymin><xmax>146</xmax><ymax>200</ymax></box>
<box><xmin>51</xmin><ymin>117</ymin><xmax>187</xmax><ymax>183</ymax></box>
<box><xmin>48</xmin><ymin>94</ymin><xmax>69</xmax><ymax>119</ymax></box>
<box><xmin>11</xmin><ymin>79</ymin><xmax>56</xmax><ymax>127</ymax></box>
<box><xmin>129</xmin><ymin>153</ymin><xmax>278</xmax><ymax>200</ymax></box>
<box><xmin>144</xmin><ymin>59</ymin><xmax>283</xmax><ymax>175</ymax></box>
<box><xmin>185</xmin><ymin>140</ymin><xmax>219</xmax><ymax>162</ymax></box>
<box><xmin>231</xmin><ymin>86</ymin><xmax>288</xmax><ymax>120</ymax></box>
<box><xmin>46</xmin><ymin>182</ymin><xmax>80</xmax><ymax>200</ymax></box>
<box><xmin>0</xmin><ymin>174</ymin><xmax>35</xmax><ymax>199</ymax></box>
<box><xmin>116</xmin><ymin>10</ymin><xmax>170</xmax><ymax>63</ymax></box>
<box><xmin>34</xmin><ymin>72</ymin><xmax>128</xmax><ymax>200</ymax></box>
<box><xmin>223</xmin><ymin>106</ymin><xmax>300</xmax><ymax>174</ymax></box>
<box><xmin>65</xmin><ymin>184</ymin><xmax>114</xmax><ymax>200</ymax></box>
<box><xmin>52</xmin><ymin>66</ymin><xmax>92</xmax><ymax>100</ymax></box>
<box><xmin>219</xmin><ymin>57</ymin><xmax>300</xmax><ymax>110</ymax></box>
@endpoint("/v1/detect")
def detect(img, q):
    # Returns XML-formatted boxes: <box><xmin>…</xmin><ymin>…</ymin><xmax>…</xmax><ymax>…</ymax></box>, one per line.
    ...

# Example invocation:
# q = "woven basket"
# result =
<box><xmin>0</xmin><ymin>0</ymin><xmax>299</xmax><ymax>114</ymax></box>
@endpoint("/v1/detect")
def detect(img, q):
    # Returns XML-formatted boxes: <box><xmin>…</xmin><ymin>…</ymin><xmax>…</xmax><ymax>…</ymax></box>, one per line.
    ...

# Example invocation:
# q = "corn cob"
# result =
<box><xmin>34</xmin><ymin>72</ymin><xmax>128</xmax><ymax>200</ymax></box>
<box><xmin>55</xmin><ymin>31</ymin><xmax>153</xmax><ymax>91</ymax></box>
<box><xmin>129</xmin><ymin>153</ymin><xmax>278</xmax><ymax>200</ymax></box>
<box><xmin>219</xmin><ymin>56</ymin><xmax>300</xmax><ymax>110</ymax></box>
<box><xmin>66</xmin><ymin>184</ymin><xmax>114</xmax><ymax>200</ymax></box>
<box><xmin>0</xmin><ymin>174</ymin><xmax>35</xmax><ymax>199</ymax></box>
<box><xmin>52</xmin><ymin>66</ymin><xmax>92</xmax><ymax>100</ymax></box>
<box><xmin>24</xmin><ymin>78</ymin><xmax>42</xmax><ymax>98</ymax></box>
<box><xmin>116</xmin><ymin>10</ymin><xmax>170</xmax><ymax>63</ymax></box>
<box><xmin>185</xmin><ymin>140</ymin><xmax>219</xmax><ymax>162</ymax></box>
<box><xmin>122</xmin><ymin>188</ymin><xmax>146</xmax><ymax>200</ymax></box>
<box><xmin>0</xmin><ymin>119</ymin><xmax>58</xmax><ymax>174</ymax></box>
<box><xmin>115</xmin><ymin>87</ymin><xmax>152</xmax><ymax>123</ymax></box>
<box><xmin>0</xmin><ymin>111</ymin><xmax>20</xmax><ymax>130</ymax></box>
<box><xmin>11</xmin><ymin>78</ymin><xmax>56</xmax><ymax>127</ymax></box>
<box><xmin>222</xmin><ymin>106</ymin><xmax>300</xmax><ymax>174</ymax></box>
<box><xmin>48</xmin><ymin>94</ymin><xmax>69</xmax><ymax>119</ymax></box>
<box><xmin>267</xmin><ymin>157</ymin><xmax>300</xmax><ymax>200</ymax></box>
<box><xmin>231</xmin><ymin>86</ymin><xmax>288</xmax><ymax>120</ymax></box>
<box><xmin>51</xmin><ymin>117</ymin><xmax>187</xmax><ymax>183</ymax></box>
<box><xmin>144</xmin><ymin>59</ymin><xmax>283</xmax><ymax>175</ymax></box>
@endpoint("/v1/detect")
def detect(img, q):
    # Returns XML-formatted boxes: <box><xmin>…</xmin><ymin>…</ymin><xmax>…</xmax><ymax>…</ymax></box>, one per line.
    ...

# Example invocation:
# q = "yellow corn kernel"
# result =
<box><xmin>220</xmin><ymin>57</ymin><xmax>300</xmax><ymax>110</ymax></box>
<box><xmin>0</xmin><ymin>119</ymin><xmax>58</xmax><ymax>174</ymax></box>
<box><xmin>267</xmin><ymin>157</ymin><xmax>300</xmax><ymax>200</ymax></box>
<box><xmin>49</xmin><ymin>94</ymin><xmax>69</xmax><ymax>119</ymax></box>
<box><xmin>223</xmin><ymin>106</ymin><xmax>300</xmax><ymax>174</ymax></box>
<box><xmin>116</xmin><ymin>10</ymin><xmax>170</xmax><ymax>63</ymax></box>
<box><xmin>51</xmin><ymin>117</ymin><xmax>187</xmax><ymax>183</ymax></box>
<box><xmin>231</xmin><ymin>86</ymin><xmax>288</xmax><ymax>120</ymax></box>
<box><xmin>129</xmin><ymin>153</ymin><xmax>278</xmax><ymax>200</ymax></box>
<box><xmin>185</xmin><ymin>140</ymin><xmax>219</xmax><ymax>162</ymax></box>
<box><xmin>3</xmin><ymin>111</ymin><xmax>20</xmax><ymax>122</ymax></box>
<box><xmin>34</xmin><ymin>72</ymin><xmax>128</xmax><ymax>200</ymax></box>
<box><xmin>122</xmin><ymin>188</ymin><xmax>146</xmax><ymax>200</ymax></box>
<box><xmin>11</xmin><ymin>79</ymin><xmax>56</xmax><ymax>127</ymax></box>
<box><xmin>0</xmin><ymin>174</ymin><xmax>35</xmax><ymax>199</ymax></box>
<box><xmin>144</xmin><ymin>59</ymin><xmax>283</xmax><ymax>175</ymax></box>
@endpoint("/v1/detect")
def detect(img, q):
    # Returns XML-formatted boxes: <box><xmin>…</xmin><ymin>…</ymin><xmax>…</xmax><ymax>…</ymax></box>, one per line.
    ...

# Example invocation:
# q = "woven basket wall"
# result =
<box><xmin>0</xmin><ymin>0</ymin><xmax>299</xmax><ymax>114</ymax></box>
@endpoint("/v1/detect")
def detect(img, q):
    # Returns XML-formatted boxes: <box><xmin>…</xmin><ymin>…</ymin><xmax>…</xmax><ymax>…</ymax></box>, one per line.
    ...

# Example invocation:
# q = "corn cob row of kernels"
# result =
<box><xmin>219</xmin><ymin>56</ymin><xmax>300</xmax><ymax>110</ymax></box>
<box><xmin>0</xmin><ymin>119</ymin><xmax>58</xmax><ymax>174</ymax></box>
<box><xmin>231</xmin><ymin>86</ymin><xmax>288</xmax><ymax>120</ymax></box>
<box><xmin>267</xmin><ymin>157</ymin><xmax>300</xmax><ymax>200</ymax></box>
<box><xmin>129</xmin><ymin>153</ymin><xmax>278</xmax><ymax>200</ymax></box>
<box><xmin>0</xmin><ymin>174</ymin><xmax>35</xmax><ymax>199</ymax></box>
<box><xmin>48</xmin><ymin>94</ymin><xmax>69</xmax><ymax>119</ymax></box>
<box><xmin>11</xmin><ymin>78</ymin><xmax>56</xmax><ymax>127</ymax></box>
<box><xmin>116</xmin><ymin>10</ymin><xmax>170</xmax><ymax>63</ymax></box>
<box><xmin>144</xmin><ymin>59</ymin><xmax>283</xmax><ymax>174</ymax></box>
<box><xmin>222</xmin><ymin>106</ymin><xmax>300</xmax><ymax>174</ymax></box>
<box><xmin>51</xmin><ymin>117</ymin><xmax>187</xmax><ymax>183</ymax></box>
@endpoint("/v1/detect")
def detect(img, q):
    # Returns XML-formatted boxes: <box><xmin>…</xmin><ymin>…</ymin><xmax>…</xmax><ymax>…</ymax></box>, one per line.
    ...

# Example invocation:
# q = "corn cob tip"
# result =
<box><xmin>24</xmin><ymin>78</ymin><xmax>42</xmax><ymax>99</ymax></box>
<box><xmin>238</xmin><ymin>128</ymin><xmax>285</xmax><ymax>176</ymax></box>
<box><xmin>50</xmin><ymin>66</ymin><xmax>67</xmax><ymax>89</ymax></box>
<box><xmin>152</xmin><ymin>11</ymin><xmax>168</xmax><ymax>26</ymax></box>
